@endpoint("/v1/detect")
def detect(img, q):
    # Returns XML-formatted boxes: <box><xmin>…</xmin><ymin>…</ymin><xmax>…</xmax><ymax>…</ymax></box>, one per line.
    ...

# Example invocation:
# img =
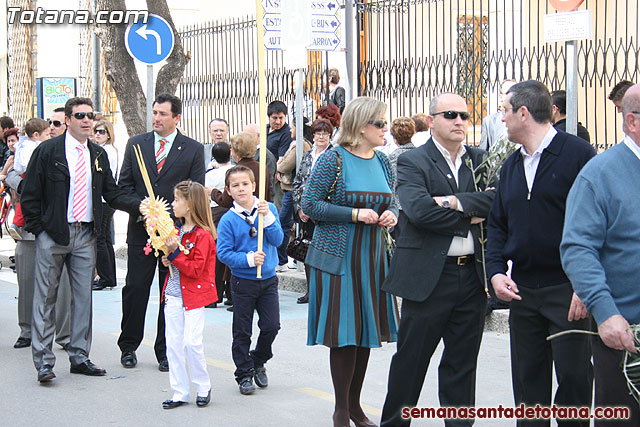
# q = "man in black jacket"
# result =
<box><xmin>551</xmin><ymin>90</ymin><xmax>591</xmax><ymax>143</ymax></box>
<box><xmin>487</xmin><ymin>81</ymin><xmax>595</xmax><ymax>426</ymax></box>
<box><xmin>117</xmin><ymin>93</ymin><xmax>205</xmax><ymax>372</ymax></box>
<box><xmin>21</xmin><ymin>97</ymin><xmax>141</xmax><ymax>383</ymax></box>
<box><xmin>381</xmin><ymin>93</ymin><xmax>495</xmax><ymax>426</ymax></box>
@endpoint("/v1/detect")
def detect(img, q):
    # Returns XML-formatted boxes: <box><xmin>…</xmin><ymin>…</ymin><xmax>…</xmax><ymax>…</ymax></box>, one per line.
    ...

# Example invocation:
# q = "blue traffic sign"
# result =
<box><xmin>125</xmin><ymin>14</ymin><xmax>174</xmax><ymax>65</ymax></box>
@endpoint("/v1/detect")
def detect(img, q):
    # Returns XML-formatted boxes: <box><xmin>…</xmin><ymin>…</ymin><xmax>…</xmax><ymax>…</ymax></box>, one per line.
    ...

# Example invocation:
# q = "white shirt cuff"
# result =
<box><xmin>456</xmin><ymin>198</ymin><xmax>464</xmax><ymax>212</ymax></box>
<box><xmin>263</xmin><ymin>211</ymin><xmax>276</xmax><ymax>227</ymax></box>
<box><xmin>246</xmin><ymin>252</ymin><xmax>256</xmax><ymax>268</ymax></box>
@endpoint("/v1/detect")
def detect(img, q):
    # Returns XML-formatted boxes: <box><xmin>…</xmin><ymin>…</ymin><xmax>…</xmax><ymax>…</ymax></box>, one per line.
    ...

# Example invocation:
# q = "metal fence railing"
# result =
<box><xmin>356</xmin><ymin>0</ymin><xmax>640</xmax><ymax>150</ymax></box>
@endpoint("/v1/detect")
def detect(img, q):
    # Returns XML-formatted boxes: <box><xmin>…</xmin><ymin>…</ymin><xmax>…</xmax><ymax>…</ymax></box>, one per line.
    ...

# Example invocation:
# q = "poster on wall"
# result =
<box><xmin>36</xmin><ymin>77</ymin><xmax>77</xmax><ymax>119</ymax></box>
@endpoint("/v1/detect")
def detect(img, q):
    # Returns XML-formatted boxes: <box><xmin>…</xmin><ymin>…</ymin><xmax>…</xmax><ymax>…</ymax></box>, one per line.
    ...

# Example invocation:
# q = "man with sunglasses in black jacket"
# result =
<box><xmin>21</xmin><ymin>97</ymin><xmax>142</xmax><ymax>383</ymax></box>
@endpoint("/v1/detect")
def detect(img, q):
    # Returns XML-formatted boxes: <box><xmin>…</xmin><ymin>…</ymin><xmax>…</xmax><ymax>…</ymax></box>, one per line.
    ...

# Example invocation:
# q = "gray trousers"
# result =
<box><xmin>32</xmin><ymin>225</ymin><xmax>96</xmax><ymax>369</ymax></box>
<box><xmin>16</xmin><ymin>239</ymin><xmax>71</xmax><ymax>344</ymax></box>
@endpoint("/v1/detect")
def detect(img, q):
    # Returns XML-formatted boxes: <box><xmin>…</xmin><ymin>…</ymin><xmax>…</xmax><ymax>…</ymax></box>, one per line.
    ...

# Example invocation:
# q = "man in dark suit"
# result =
<box><xmin>551</xmin><ymin>90</ymin><xmax>591</xmax><ymax>143</ymax></box>
<box><xmin>381</xmin><ymin>93</ymin><xmax>495</xmax><ymax>426</ymax></box>
<box><xmin>117</xmin><ymin>93</ymin><xmax>205</xmax><ymax>371</ymax></box>
<box><xmin>21</xmin><ymin>97</ymin><xmax>141</xmax><ymax>382</ymax></box>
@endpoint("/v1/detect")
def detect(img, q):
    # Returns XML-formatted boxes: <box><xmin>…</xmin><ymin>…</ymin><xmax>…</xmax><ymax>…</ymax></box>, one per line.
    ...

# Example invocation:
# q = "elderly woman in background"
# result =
<box><xmin>291</xmin><ymin>118</ymin><xmax>334</xmax><ymax>304</ymax></box>
<box><xmin>275</xmin><ymin>117</ymin><xmax>313</xmax><ymax>271</ymax></box>
<box><xmin>92</xmin><ymin>120</ymin><xmax>119</xmax><ymax>290</ymax></box>
<box><xmin>302</xmin><ymin>97</ymin><xmax>399</xmax><ymax>427</ymax></box>
<box><xmin>316</xmin><ymin>104</ymin><xmax>341</xmax><ymax>144</ymax></box>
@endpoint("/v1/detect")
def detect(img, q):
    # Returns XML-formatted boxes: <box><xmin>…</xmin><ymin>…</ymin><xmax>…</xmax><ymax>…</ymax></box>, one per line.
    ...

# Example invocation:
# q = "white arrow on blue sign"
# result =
<box><xmin>310</xmin><ymin>0</ymin><xmax>340</xmax><ymax>15</ymax></box>
<box><xmin>310</xmin><ymin>14</ymin><xmax>340</xmax><ymax>33</ymax></box>
<box><xmin>125</xmin><ymin>14</ymin><xmax>174</xmax><ymax>65</ymax></box>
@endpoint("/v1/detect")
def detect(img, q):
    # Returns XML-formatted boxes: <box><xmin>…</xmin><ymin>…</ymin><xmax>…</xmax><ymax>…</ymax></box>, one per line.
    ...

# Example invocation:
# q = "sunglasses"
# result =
<box><xmin>71</xmin><ymin>112</ymin><xmax>96</xmax><ymax>120</ymax></box>
<box><xmin>433</xmin><ymin>111</ymin><xmax>470</xmax><ymax>121</ymax></box>
<box><xmin>94</xmin><ymin>129</ymin><xmax>107</xmax><ymax>135</ymax></box>
<box><xmin>368</xmin><ymin>120</ymin><xmax>387</xmax><ymax>129</ymax></box>
<box><xmin>49</xmin><ymin>120</ymin><xmax>65</xmax><ymax>127</ymax></box>
<box><xmin>244</xmin><ymin>217</ymin><xmax>258</xmax><ymax>237</ymax></box>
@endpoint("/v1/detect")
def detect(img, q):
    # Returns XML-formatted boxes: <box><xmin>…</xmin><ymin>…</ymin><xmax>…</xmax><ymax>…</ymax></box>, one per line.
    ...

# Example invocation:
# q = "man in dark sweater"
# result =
<box><xmin>486</xmin><ymin>81</ymin><xmax>595</xmax><ymax>426</ymax></box>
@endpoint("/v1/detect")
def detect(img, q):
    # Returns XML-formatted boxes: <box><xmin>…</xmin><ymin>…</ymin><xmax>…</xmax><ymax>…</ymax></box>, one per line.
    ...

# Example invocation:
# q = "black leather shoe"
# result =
<box><xmin>158</xmin><ymin>358</ymin><xmax>169</xmax><ymax>372</ymax></box>
<box><xmin>92</xmin><ymin>282</ymin><xmax>107</xmax><ymax>291</ymax></box>
<box><xmin>37</xmin><ymin>365</ymin><xmax>55</xmax><ymax>383</ymax></box>
<box><xmin>254</xmin><ymin>367</ymin><xmax>268</xmax><ymax>388</ymax></box>
<box><xmin>196</xmin><ymin>390</ymin><xmax>211</xmax><ymax>407</ymax></box>
<box><xmin>162</xmin><ymin>400</ymin><xmax>186</xmax><ymax>409</ymax></box>
<box><xmin>14</xmin><ymin>337</ymin><xmax>31</xmax><ymax>348</ymax></box>
<box><xmin>238</xmin><ymin>376</ymin><xmax>256</xmax><ymax>395</ymax></box>
<box><xmin>223</xmin><ymin>299</ymin><xmax>233</xmax><ymax>306</ymax></box>
<box><xmin>297</xmin><ymin>294</ymin><xmax>309</xmax><ymax>304</ymax></box>
<box><xmin>121</xmin><ymin>351</ymin><xmax>137</xmax><ymax>368</ymax></box>
<box><xmin>226</xmin><ymin>306</ymin><xmax>233</xmax><ymax>312</ymax></box>
<box><xmin>70</xmin><ymin>360</ymin><xmax>106</xmax><ymax>376</ymax></box>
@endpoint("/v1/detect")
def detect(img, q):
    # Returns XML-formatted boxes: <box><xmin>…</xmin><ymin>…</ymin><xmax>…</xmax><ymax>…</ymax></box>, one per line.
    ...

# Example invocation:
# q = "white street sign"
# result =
<box><xmin>262</xmin><ymin>0</ymin><xmax>341</xmax><ymax>51</ymax></box>
<box><xmin>544</xmin><ymin>10</ymin><xmax>592</xmax><ymax>42</ymax></box>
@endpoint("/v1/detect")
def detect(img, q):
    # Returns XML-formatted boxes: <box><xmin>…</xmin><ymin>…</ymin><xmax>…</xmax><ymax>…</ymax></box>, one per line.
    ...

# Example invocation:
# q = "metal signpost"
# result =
<box><xmin>125</xmin><ymin>14</ymin><xmax>175</xmax><ymax>132</ymax></box>
<box><xmin>544</xmin><ymin>1</ymin><xmax>589</xmax><ymax>136</ymax></box>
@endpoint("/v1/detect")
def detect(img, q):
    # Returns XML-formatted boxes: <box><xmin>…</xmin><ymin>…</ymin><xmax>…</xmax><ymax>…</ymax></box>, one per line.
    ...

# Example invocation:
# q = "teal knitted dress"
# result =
<box><xmin>307</xmin><ymin>146</ymin><xmax>399</xmax><ymax>348</ymax></box>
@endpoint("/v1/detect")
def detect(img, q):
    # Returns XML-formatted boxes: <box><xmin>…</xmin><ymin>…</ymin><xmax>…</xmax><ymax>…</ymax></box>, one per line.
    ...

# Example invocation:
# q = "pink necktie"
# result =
<box><xmin>72</xmin><ymin>144</ymin><xmax>88</xmax><ymax>221</ymax></box>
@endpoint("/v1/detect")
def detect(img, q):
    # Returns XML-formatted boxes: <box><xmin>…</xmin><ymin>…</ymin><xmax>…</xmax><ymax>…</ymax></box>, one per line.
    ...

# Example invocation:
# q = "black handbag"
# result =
<box><xmin>286</xmin><ymin>227</ymin><xmax>311</xmax><ymax>262</ymax></box>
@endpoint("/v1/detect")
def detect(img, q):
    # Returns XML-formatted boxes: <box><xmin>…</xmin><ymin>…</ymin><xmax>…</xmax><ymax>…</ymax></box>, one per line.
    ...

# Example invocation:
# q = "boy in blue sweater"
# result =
<box><xmin>216</xmin><ymin>165</ymin><xmax>284</xmax><ymax>395</ymax></box>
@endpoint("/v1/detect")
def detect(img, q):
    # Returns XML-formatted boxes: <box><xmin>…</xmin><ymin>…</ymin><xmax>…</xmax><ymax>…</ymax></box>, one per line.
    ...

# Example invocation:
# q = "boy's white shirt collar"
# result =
<box><xmin>230</xmin><ymin>197</ymin><xmax>277</xmax><ymax>268</ymax></box>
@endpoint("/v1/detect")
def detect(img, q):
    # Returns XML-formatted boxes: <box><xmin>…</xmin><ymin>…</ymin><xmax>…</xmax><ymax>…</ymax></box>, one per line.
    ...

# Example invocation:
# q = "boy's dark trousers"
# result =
<box><xmin>230</xmin><ymin>275</ymin><xmax>280</xmax><ymax>381</ymax></box>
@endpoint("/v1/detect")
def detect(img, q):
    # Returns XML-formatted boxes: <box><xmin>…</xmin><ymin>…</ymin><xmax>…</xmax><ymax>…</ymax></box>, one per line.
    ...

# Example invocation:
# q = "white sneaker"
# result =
<box><xmin>275</xmin><ymin>264</ymin><xmax>288</xmax><ymax>273</ymax></box>
<box><xmin>8</xmin><ymin>225</ymin><xmax>22</xmax><ymax>241</ymax></box>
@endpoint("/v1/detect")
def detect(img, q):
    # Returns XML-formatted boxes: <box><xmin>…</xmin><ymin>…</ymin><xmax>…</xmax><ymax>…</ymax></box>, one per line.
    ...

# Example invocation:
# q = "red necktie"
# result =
<box><xmin>156</xmin><ymin>138</ymin><xmax>167</xmax><ymax>172</ymax></box>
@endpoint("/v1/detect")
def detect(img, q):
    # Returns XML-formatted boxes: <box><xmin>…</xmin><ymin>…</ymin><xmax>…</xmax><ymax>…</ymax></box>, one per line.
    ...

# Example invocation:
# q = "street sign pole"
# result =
<box><xmin>565</xmin><ymin>40</ymin><xmax>578</xmax><ymax>136</ymax></box>
<box><xmin>147</xmin><ymin>65</ymin><xmax>154</xmax><ymax>132</ymax></box>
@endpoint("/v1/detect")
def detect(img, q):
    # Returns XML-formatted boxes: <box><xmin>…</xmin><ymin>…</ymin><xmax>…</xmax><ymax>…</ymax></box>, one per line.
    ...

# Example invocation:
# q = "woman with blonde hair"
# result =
<box><xmin>302</xmin><ymin>97</ymin><xmax>399</xmax><ymax>427</ymax></box>
<box><xmin>92</xmin><ymin>119</ymin><xmax>119</xmax><ymax>290</ymax></box>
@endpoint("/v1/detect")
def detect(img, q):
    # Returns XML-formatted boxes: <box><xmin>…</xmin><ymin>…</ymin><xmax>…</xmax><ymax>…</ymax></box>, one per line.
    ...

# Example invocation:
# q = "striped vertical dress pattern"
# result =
<box><xmin>307</xmin><ymin>147</ymin><xmax>399</xmax><ymax>348</ymax></box>
<box><xmin>72</xmin><ymin>144</ymin><xmax>88</xmax><ymax>221</ymax></box>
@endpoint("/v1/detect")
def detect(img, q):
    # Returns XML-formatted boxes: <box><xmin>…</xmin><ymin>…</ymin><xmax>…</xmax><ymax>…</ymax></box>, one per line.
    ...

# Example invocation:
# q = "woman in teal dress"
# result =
<box><xmin>301</xmin><ymin>97</ymin><xmax>400</xmax><ymax>427</ymax></box>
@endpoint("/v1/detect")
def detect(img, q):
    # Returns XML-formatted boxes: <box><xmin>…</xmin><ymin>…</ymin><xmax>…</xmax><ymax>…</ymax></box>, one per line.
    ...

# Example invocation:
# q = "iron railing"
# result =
<box><xmin>356</xmin><ymin>0</ymin><xmax>640</xmax><ymax>149</ymax></box>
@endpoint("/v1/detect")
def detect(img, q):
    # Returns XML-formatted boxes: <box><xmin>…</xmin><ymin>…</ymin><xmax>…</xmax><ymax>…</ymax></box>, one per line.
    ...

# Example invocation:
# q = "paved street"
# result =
<box><xmin>0</xmin><ymin>233</ymin><xmax>515</xmax><ymax>427</ymax></box>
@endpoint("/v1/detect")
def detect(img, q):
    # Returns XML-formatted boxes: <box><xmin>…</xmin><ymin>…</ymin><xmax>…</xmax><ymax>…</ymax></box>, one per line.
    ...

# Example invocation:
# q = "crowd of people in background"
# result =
<box><xmin>0</xmin><ymin>77</ymin><xmax>639</xmax><ymax>427</ymax></box>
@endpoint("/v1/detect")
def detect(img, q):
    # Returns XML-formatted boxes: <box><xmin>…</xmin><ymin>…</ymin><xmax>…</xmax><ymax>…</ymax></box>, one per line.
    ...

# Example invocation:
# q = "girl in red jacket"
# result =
<box><xmin>160</xmin><ymin>181</ymin><xmax>218</xmax><ymax>409</ymax></box>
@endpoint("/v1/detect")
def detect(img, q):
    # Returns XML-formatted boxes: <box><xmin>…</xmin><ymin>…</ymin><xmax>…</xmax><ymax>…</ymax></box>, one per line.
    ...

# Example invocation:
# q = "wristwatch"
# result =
<box><xmin>442</xmin><ymin>196</ymin><xmax>451</xmax><ymax>209</ymax></box>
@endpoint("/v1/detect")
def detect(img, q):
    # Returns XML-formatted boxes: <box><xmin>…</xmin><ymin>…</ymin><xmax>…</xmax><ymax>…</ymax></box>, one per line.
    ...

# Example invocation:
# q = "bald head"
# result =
<box><xmin>622</xmin><ymin>84</ymin><xmax>640</xmax><ymax>142</ymax></box>
<box><xmin>427</xmin><ymin>93</ymin><xmax>469</xmax><ymax>146</ymax></box>
<box><xmin>243</xmin><ymin>124</ymin><xmax>260</xmax><ymax>145</ymax></box>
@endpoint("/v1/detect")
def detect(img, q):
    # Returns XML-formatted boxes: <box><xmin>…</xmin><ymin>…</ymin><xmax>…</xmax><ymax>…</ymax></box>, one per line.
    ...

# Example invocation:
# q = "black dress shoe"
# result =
<box><xmin>158</xmin><ymin>358</ymin><xmax>169</xmax><ymax>372</ymax></box>
<box><xmin>37</xmin><ymin>365</ymin><xmax>56</xmax><ymax>383</ymax></box>
<box><xmin>162</xmin><ymin>400</ymin><xmax>186</xmax><ymax>409</ymax></box>
<box><xmin>223</xmin><ymin>299</ymin><xmax>233</xmax><ymax>306</ymax></box>
<box><xmin>70</xmin><ymin>360</ymin><xmax>106</xmax><ymax>376</ymax></box>
<box><xmin>92</xmin><ymin>282</ymin><xmax>107</xmax><ymax>291</ymax></box>
<box><xmin>254</xmin><ymin>366</ymin><xmax>268</xmax><ymax>388</ymax></box>
<box><xmin>196</xmin><ymin>390</ymin><xmax>211</xmax><ymax>407</ymax></box>
<box><xmin>121</xmin><ymin>351</ymin><xmax>137</xmax><ymax>368</ymax></box>
<box><xmin>297</xmin><ymin>294</ymin><xmax>309</xmax><ymax>304</ymax></box>
<box><xmin>226</xmin><ymin>306</ymin><xmax>233</xmax><ymax>312</ymax></box>
<box><xmin>205</xmin><ymin>302</ymin><xmax>217</xmax><ymax>308</ymax></box>
<box><xmin>14</xmin><ymin>337</ymin><xmax>31</xmax><ymax>348</ymax></box>
<box><xmin>238</xmin><ymin>376</ymin><xmax>255</xmax><ymax>395</ymax></box>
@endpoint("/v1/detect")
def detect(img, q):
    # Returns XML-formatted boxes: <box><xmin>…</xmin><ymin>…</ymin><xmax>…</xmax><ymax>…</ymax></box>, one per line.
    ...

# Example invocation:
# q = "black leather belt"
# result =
<box><xmin>69</xmin><ymin>222</ymin><xmax>93</xmax><ymax>227</ymax></box>
<box><xmin>445</xmin><ymin>255</ymin><xmax>474</xmax><ymax>266</ymax></box>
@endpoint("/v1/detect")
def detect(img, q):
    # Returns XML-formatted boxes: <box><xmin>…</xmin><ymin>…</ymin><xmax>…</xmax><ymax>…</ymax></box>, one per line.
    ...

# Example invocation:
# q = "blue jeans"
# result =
<box><xmin>277</xmin><ymin>190</ymin><xmax>294</xmax><ymax>265</ymax></box>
